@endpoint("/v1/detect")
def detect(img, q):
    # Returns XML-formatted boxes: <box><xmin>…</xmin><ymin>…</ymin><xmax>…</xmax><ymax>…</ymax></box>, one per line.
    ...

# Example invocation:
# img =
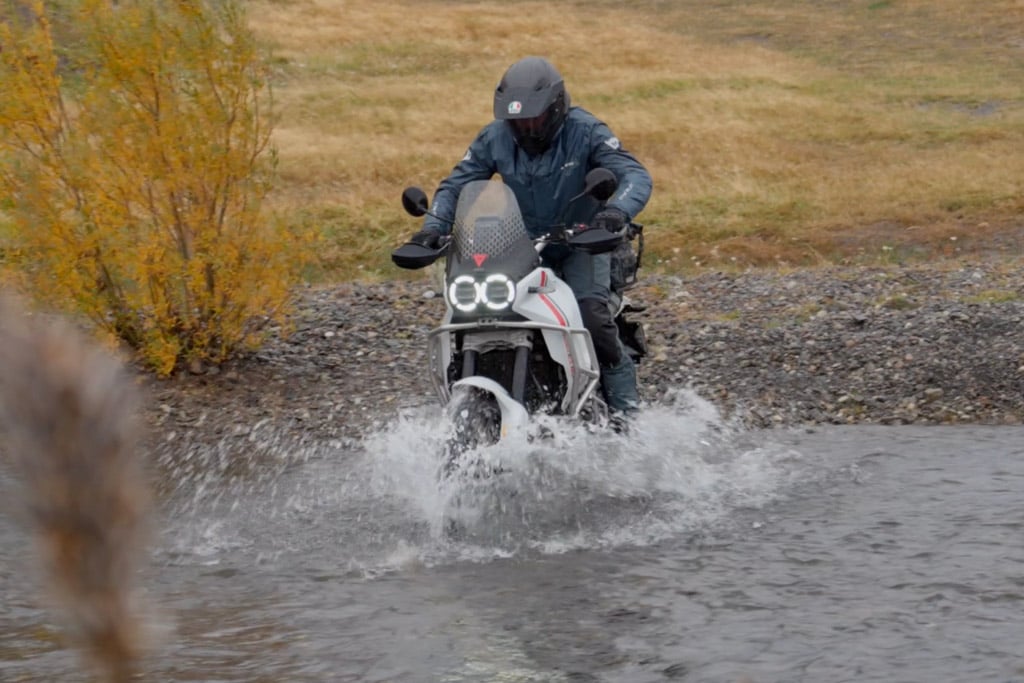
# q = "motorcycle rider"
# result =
<box><xmin>406</xmin><ymin>56</ymin><xmax>653</xmax><ymax>418</ymax></box>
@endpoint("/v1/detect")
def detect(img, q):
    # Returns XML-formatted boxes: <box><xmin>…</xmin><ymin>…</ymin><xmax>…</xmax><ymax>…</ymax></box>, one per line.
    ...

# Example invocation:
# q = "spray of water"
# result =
<box><xmin>156</xmin><ymin>419</ymin><xmax>330</xmax><ymax>566</ymax></box>
<box><xmin>356</xmin><ymin>388</ymin><xmax>813</xmax><ymax>564</ymax></box>
<box><xmin>154</xmin><ymin>388</ymin><xmax>816</xmax><ymax>577</ymax></box>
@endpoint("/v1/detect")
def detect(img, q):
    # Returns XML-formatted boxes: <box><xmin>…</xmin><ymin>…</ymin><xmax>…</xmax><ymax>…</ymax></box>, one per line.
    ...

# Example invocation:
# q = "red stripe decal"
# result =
<box><xmin>537</xmin><ymin>271</ymin><xmax>567</xmax><ymax>326</ymax></box>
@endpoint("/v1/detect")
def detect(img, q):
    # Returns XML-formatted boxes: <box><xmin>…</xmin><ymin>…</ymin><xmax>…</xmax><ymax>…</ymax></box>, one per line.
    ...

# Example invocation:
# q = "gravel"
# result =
<box><xmin>143</xmin><ymin>259</ymin><xmax>1024</xmax><ymax>457</ymax></box>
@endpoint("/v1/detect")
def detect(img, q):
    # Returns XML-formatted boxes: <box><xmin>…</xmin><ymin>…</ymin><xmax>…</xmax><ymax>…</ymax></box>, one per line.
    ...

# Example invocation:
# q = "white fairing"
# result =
<box><xmin>512</xmin><ymin>267</ymin><xmax>600</xmax><ymax>411</ymax></box>
<box><xmin>512</xmin><ymin>267</ymin><xmax>584</xmax><ymax>328</ymax></box>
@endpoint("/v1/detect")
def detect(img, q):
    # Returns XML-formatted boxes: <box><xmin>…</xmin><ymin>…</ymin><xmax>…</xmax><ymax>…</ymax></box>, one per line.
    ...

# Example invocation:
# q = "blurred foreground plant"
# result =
<box><xmin>0</xmin><ymin>295</ymin><xmax>151</xmax><ymax>682</ymax></box>
<box><xmin>0</xmin><ymin>0</ymin><xmax>312</xmax><ymax>375</ymax></box>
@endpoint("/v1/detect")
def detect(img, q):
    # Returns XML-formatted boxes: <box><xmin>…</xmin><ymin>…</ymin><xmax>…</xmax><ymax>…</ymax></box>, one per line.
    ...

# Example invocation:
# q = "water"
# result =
<box><xmin>2</xmin><ymin>391</ymin><xmax>1023</xmax><ymax>682</ymax></box>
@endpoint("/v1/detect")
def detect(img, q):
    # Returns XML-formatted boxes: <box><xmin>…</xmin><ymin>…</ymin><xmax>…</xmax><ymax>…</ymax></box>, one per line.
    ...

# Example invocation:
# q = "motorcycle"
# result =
<box><xmin>391</xmin><ymin>168</ymin><xmax>647</xmax><ymax>471</ymax></box>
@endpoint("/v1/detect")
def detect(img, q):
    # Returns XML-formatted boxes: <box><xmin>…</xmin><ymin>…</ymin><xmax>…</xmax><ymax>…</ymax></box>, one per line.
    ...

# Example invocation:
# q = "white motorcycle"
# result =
<box><xmin>392</xmin><ymin>169</ymin><xmax>646</xmax><ymax>469</ymax></box>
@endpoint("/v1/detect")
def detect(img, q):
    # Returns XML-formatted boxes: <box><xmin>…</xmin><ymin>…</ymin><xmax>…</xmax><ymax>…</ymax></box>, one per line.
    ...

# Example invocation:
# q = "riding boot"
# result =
<box><xmin>601</xmin><ymin>347</ymin><xmax>640</xmax><ymax>414</ymax></box>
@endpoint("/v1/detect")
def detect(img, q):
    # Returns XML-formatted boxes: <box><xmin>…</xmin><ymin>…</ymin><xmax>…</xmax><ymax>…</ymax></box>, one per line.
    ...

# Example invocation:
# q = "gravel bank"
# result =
<box><xmin>144</xmin><ymin>260</ymin><xmax>1024</xmax><ymax>454</ymax></box>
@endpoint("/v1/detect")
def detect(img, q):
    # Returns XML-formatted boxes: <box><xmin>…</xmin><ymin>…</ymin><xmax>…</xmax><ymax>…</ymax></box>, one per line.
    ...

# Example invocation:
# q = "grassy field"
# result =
<box><xmin>249</xmin><ymin>0</ymin><xmax>1024</xmax><ymax>279</ymax></box>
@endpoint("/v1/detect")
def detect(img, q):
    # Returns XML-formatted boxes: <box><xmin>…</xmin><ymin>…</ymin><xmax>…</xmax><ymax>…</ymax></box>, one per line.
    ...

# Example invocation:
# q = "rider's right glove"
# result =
<box><xmin>592</xmin><ymin>207</ymin><xmax>629</xmax><ymax>234</ymax></box>
<box><xmin>408</xmin><ymin>229</ymin><xmax>442</xmax><ymax>249</ymax></box>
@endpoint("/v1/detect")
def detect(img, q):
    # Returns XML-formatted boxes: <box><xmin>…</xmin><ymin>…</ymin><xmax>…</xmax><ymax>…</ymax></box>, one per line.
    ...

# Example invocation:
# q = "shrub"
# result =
<box><xmin>0</xmin><ymin>0</ymin><xmax>312</xmax><ymax>375</ymax></box>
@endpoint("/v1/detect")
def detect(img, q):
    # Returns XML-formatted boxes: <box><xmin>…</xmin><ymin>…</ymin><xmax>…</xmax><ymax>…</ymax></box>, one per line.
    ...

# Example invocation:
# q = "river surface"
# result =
<box><xmin>2</xmin><ymin>392</ymin><xmax>1023</xmax><ymax>682</ymax></box>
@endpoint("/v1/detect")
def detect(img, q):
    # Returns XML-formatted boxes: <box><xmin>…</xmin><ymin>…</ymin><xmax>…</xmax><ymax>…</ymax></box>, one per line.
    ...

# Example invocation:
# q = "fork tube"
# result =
<box><xmin>511</xmin><ymin>345</ymin><xmax>530</xmax><ymax>403</ymax></box>
<box><xmin>461</xmin><ymin>349</ymin><xmax>477</xmax><ymax>377</ymax></box>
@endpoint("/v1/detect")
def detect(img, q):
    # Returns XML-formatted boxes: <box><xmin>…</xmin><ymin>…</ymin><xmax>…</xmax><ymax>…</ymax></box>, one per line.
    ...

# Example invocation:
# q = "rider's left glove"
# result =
<box><xmin>408</xmin><ymin>229</ymin><xmax>442</xmax><ymax>249</ymax></box>
<box><xmin>592</xmin><ymin>207</ymin><xmax>629</xmax><ymax>234</ymax></box>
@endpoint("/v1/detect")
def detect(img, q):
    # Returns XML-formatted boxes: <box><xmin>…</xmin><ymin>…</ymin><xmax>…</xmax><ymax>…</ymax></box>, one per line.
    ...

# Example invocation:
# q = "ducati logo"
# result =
<box><xmin>508</xmin><ymin>101</ymin><xmax>523</xmax><ymax>115</ymax></box>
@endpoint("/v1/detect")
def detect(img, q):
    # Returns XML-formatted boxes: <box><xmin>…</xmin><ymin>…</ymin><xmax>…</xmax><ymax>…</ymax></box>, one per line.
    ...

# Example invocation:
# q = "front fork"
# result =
<box><xmin>459</xmin><ymin>344</ymin><xmax>531</xmax><ymax>405</ymax></box>
<box><xmin>510</xmin><ymin>345</ymin><xmax>530</xmax><ymax>403</ymax></box>
<box><xmin>461</xmin><ymin>349</ymin><xmax>476</xmax><ymax>378</ymax></box>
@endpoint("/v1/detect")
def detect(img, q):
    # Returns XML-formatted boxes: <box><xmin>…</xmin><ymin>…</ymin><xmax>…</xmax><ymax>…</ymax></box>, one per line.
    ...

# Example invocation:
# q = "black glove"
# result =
<box><xmin>408</xmin><ymin>228</ymin><xmax>442</xmax><ymax>249</ymax></box>
<box><xmin>592</xmin><ymin>207</ymin><xmax>629</xmax><ymax>234</ymax></box>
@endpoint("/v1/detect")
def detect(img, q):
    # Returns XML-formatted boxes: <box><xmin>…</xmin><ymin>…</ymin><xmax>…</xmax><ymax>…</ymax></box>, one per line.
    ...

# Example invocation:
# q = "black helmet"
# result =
<box><xmin>493</xmin><ymin>56</ymin><xmax>570</xmax><ymax>156</ymax></box>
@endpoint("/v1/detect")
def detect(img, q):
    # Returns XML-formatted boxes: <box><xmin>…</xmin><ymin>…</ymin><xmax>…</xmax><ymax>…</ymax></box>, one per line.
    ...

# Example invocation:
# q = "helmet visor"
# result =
<box><xmin>509</xmin><ymin>111</ymin><xmax>550</xmax><ymax>139</ymax></box>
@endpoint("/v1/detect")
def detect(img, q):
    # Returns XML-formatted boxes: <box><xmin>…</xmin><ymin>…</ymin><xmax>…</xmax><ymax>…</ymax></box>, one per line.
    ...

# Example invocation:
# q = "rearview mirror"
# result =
<box><xmin>401</xmin><ymin>187</ymin><xmax>430</xmax><ymax>217</ymax></box>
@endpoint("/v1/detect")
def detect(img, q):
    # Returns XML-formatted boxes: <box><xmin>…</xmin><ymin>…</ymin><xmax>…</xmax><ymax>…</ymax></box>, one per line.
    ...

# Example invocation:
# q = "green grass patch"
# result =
<box><xmin>880</xmin><ymin>295</ymin><xmax>917</xmax><ymax>311</ymax></box>
<box><xmin>964</xmin><ymin>289</ymin><xmax>1021</xmax><ymax>305</ymax></box>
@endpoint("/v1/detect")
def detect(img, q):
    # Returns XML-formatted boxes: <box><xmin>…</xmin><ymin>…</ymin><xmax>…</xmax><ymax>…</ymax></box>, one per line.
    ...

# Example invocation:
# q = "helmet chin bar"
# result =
<box><xmin>516</xmin><ymin>132</ymin><xmax>549</xmax><ymax>157</ymax></box>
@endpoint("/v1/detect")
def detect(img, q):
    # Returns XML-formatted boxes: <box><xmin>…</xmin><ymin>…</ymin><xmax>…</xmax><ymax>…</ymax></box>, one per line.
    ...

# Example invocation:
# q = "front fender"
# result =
<box><xmin>451</xmin><ymin>376</ymin><xmax>529</xmax><ymax>439</ymax></box>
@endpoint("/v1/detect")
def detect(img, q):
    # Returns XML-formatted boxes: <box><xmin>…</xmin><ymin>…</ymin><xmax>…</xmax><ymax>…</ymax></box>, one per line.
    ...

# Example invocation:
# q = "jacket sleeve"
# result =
<box><xmin>423</xmin><ymin>128</ymin><xmax>497</xmax><ymax>235</ymax></box>
<box><xmin>587</xmin><ymin>121</ymin><xmax>653</xmax><ymax>221</ymax></box>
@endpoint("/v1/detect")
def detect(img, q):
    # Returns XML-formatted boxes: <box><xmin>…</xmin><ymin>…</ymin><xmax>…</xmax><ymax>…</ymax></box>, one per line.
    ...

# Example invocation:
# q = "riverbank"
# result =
<box><xmin>143</xmin><ymin>258</ymin><xmax>1024</xmax><ymax>459</ymax></box>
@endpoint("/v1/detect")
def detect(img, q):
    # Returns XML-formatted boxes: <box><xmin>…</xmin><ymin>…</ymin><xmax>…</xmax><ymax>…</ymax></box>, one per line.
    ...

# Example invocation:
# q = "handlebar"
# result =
<box><xmin>534</xmin><ymin>221</ymin><xmax>640</xmax><ymax>255</ymax></box>
<box><xmin>419</xmin><ymin>219</ymin><xmax>639</xmax><ymax>261</ymax></box>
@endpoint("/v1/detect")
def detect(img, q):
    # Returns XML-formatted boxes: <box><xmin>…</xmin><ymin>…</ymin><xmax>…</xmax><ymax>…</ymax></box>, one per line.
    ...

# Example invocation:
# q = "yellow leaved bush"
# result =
<box><xmin>0</xmin><ymin>0</ymin><xmax>313</xmax><ymax>375</ymax></box>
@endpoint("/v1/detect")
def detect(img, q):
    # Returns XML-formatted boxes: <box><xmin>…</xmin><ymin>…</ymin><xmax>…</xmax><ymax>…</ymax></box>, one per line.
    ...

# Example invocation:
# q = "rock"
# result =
<box><xmin>142</xmin><ymin>259</ymin><xmax>1024</xmax><ymax>465</ymax></box>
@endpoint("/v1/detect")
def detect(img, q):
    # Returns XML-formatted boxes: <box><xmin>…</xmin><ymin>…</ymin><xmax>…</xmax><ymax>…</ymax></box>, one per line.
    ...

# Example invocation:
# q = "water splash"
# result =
<box><xmin>357</xmin><ymin>389</ymin><xmax>815</xmax><ymax>562</ymax></box>
<box><xmin>155</xmin><ymin>389</ymin><xmax>818</xmax><ymax>575</ymax></box>
<box><xmin>156</xmin><ymin>420</ymin><xmax>324</xmax><ymax>562</ymax></box>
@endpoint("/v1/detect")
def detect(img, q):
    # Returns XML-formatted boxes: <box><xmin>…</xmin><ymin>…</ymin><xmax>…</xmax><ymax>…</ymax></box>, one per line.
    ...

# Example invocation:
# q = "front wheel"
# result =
<box><xmin>442</xmin><ymin>386</ymin><xmax>501</xmax><ymax>478</ymax></box>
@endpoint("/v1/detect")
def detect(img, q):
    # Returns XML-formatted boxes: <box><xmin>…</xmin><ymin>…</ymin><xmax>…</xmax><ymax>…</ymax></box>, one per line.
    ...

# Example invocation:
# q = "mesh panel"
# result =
<box><xmin>452</xmin><ymin>181</ymin><xmax>530</xmax><ymax>261</ymax></box>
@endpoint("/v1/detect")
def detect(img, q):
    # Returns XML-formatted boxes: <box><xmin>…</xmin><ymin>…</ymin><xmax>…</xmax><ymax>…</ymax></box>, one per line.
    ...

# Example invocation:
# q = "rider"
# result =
<box><xmin>407</xmin><ymin>56</ymin><xmax>653</xmax><ymax>417</ymax></box>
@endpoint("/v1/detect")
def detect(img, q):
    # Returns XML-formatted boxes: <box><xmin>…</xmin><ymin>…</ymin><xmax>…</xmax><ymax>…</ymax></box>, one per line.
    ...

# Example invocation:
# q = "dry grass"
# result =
<box><xmin>249</xmin><ymin>0</ymin><xmax>1024</xmax><ymax>278</ymax></box>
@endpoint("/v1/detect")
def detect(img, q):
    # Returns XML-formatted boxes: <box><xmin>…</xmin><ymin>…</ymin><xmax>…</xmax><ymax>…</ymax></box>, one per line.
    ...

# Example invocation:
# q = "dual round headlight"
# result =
<box><xmin>448</xmin><ymin>273</ymin><xmax>516</xmax><ymax>313</ymax></box>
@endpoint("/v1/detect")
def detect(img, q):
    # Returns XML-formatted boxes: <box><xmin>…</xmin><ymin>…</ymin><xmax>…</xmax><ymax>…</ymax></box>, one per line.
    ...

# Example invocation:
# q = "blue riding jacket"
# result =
<box><xmin>423</xmin><ymin>107</ymin><xmax>652</xmax><ymax>238</ymax></box>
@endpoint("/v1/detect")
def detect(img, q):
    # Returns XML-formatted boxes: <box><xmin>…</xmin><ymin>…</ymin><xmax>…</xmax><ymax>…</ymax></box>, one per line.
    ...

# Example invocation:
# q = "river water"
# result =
<box><xmin>2</xmin><ymin>391</ymin><xmax>1023</xmax><ymax>682</ymax></box>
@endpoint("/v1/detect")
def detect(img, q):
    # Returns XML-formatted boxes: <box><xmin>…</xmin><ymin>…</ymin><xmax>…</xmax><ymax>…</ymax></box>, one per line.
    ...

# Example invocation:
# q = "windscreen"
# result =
<box><xmin>449</xmin><ymin>180</ymin><xmax>538</xmax><ymax>280</ymax></box>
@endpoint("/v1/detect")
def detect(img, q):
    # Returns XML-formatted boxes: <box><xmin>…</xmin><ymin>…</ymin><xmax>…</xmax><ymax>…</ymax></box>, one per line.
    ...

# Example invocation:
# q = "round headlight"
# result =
<box><xmin>446</xmin><ymin>273</ymin><xmax>516</xmax><ymax>313</ymax></box>
<box><xmin>448</xmin><ymin>275</ymin><xmax>478</xmax><ymax>313</ymax></box>
<box><xmin>482</xmin><ymin>274</ymin><xmax>515</xmax><ymax>311</ymax></box>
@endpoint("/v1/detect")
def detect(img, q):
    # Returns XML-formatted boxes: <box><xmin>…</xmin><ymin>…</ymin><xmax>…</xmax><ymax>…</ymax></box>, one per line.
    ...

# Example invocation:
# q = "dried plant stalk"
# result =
<box><xmin>0</xmin><ymin>296</ymin><xmax>151</xmax><ymax>683</ymax></box>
